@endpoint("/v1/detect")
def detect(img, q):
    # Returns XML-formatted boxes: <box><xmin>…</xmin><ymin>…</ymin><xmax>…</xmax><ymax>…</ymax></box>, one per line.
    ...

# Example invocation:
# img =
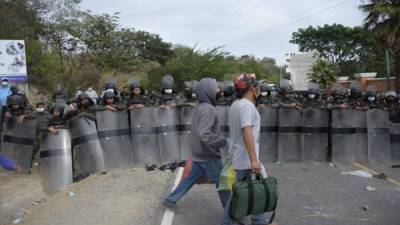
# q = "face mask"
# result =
<box><xmin>88</xmin><ymin>87</ymin><xmax>93</xmax><ymax>91</ymax></box>
<box><xmin>308</xmin><ymin>94</ymin><xmax>316</xmax><ymax>99</ymax></box>
<box><xmin>192</xmin><ymin>93</ymin><xmax>196</xmax><ymax>98</ymax></box>
<box><xmin>2</xmin><ymin>81</ymin><xmax>8</xmax><ymax>86</ymax></box>
<box><xmin>261</xmin><ymin>92</ymin><xmax>268</xmax><ymax>97</ymax></box>
<box><xmin>165</xmin><ymin>89</ymin><xmax>173</xmax><ymax>94</ymax></box>
<box><xmin>368</xmin><ymin>96</ymin><xmax>376</xmax><ymax>102</ymax></box>
<box><xmin>271</xmin><ymin>91</ymin><xmax>277</xmax><ymax>96</ymax></box>
<box><xmin>37</xmin><ymin>107</ymin><xmax>45</xmax><ymax>113</ymax></box>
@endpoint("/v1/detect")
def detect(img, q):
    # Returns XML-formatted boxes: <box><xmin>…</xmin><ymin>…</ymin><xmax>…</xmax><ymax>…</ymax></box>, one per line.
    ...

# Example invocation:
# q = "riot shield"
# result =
<box><xmin>301</xmin><ymin>108</ymin><xmax>329</xmax><ymax>162</ymax></box>
<box><xmin>68</xmin><ymin>116</ymin><xmax>105</xmax><ymax>174</ymax></box>
<box><xmin>179</xmin><ymin>105</ymin><xmax>193</xmax><ymax>160</ymax></box>
<box><xmin>130</xmin><ymin>108</ymin><xmax>160</xmax><ymax>165</ymax></box>
<box><xmin>156</xmin><ymin>108</ymin><xmax>181</xmax><ymax>163</ymax></box>
<box><xmin>216</xmin><ymin>106</ymin><xmax>229</xmax><ymax>138</ymax></box>
<box><xmin>367</xmin><ymin>110</ymin><xmax>391</xmax><ymax>164</ymax></box>
<box><xmin>39</xmin><ymin>129</ymin><xmax>73</xmax><ymax>193</ymax></box>
<box><xmin>97</xmin><ymin>110</ymin><xmax>133</xmax><ymax>169</ymax></box>
<box><xmin>277</xmin><ymin>108</ymin><xmax>302</xmax><ymax>162</ymax></box>
<box><xmin>1</xmin><ymin>117</ymin><xmax>37</xmax><ymax>173</ymax></box>
<box><xmin>331</xmin><ymin>109</ymin><xmax>367</xmax><ymax>163</ymax></box>
<box><xmin>258</xmin><ymin>108</ymin><xmax>278</xmax><ymax>163</ymax></box>
<box><xmin>389</xmin><ymin>122</ymin><xmax>400</xmax><ymax>163</ymax></box>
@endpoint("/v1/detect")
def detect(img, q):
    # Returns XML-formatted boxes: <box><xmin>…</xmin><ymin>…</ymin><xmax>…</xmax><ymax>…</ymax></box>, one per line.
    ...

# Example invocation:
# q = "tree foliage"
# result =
<box><xmin>360</xmin><ymin>0</ymin><xmax>400</xmax><ymax>92</ymax></box>
<box><xmin>308</xmin><ymin>59</ymin><xmax>339</xmax><ymax>91</ymax></box>
<box><xmin>290</xmin><ymin>23</ymin><xmax>391</xmax><ymax>77</ymax></box>
<box><xmin>0</xmin><ymin>0</ymin><xmax>281</xmax><ymax>94</ymax></box>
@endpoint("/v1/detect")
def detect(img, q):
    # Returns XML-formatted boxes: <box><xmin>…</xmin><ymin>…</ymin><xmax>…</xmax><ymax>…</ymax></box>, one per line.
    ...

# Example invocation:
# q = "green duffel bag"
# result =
<box><xmin>229</xmin><ymin>174</ymin><xmax>278</xmax><ymax>222</ymax></box>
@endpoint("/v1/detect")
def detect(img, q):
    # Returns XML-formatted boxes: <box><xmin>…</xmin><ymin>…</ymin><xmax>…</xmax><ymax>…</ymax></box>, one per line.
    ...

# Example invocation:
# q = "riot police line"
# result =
<box><xmin>1</xmin><ymin>75</ymin><xmax>400</xmax><ymax>194</ymax></box>
<box><xmin>1</xmin><ymin>103</ymin><xmax>398</xmax><ymax>193</ymax></box>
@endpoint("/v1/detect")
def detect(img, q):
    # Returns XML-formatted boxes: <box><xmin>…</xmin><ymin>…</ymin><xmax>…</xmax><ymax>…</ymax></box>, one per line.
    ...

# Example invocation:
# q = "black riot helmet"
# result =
<box><xmin>77</xmin><ymin>93</ymin><xmax>90</xmax><ymax>101</ymax></box>
<box><xmin>385</xmin><ymin>91</ymin><xmax>397</xmax><ymax>100</ymax></box>
<box><xmin>350</xmin><ymin>81</ymin><xmax>362</xmax><ymax>98</ymax></box>
<box><xmin>130</xmin><ymin>80</ymin><xmax>141</xmax><ymax>89</ymax></box>
<box><xmin>8</xmin><ymin>95</ymin><xmax>24</xmax><ymax>106</ymax></box>
<box><xmin>366</xmin><ymin>85</ymin><xmax>377</xmax><ymax>103</ymax></box>
<box><xmin>259</xmin><ymin>82</ymin><xmax>270</xmax><ymax>97</ymax></box>
<box><xmin>103</xmin><ymin>91</ymin><xmax>116</xmax><ymax>99</ymax></box>
<box><xmin>306</xmin><ymin>82</ymin><xmax>320</xmax><ymax>99</ymax></box>
<box><xmin>279</xmin><ymin>79</ymin><xmax>293</xmax><ymax>94</ymax></box>
<box><xmin>307</xmin><ymin>82</ymin><xmax>319</xmax><ymax>94</ymax></box>
<box><xmin>51</xmin><ymin>104</ymin><xmax>65</xmax><ymax>115</ymax></box>
<box><xmin>161</xmin><ymin>74</ymin><xmax>174</xmax><ymax>90</ymax></box>
<box><xmin>129</xmin><ymin>80</ymin><xmax>144</xmax><ymax>96</ymax></box>
<box><xmin>330</xmin><ymin>83</ymin><xmax>345</xmax><ymax>99</ymax></box>
<box><xmin>104</xmin><ymin>82</ymin><xmax>116</xmax><ymax>90</ymax></box>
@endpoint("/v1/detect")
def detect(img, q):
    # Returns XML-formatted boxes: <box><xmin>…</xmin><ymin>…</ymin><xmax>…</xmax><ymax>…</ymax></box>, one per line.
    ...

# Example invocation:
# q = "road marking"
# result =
<box><xmin>353</xmin><ymin>162</ymin><xmax>400</xmax><ymax>187</ymax></box>
<box><xmin>160</xmin><ymin>167</ymin><xmax>184</xmax><ymax>225</ymax></box>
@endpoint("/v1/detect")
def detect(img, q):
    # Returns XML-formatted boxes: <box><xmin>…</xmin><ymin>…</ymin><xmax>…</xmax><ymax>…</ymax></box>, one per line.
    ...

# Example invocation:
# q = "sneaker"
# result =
<box><xmin>163</xmin><ymin>200</ymin><xmax>177</xmax><ymax>209</ymax></box>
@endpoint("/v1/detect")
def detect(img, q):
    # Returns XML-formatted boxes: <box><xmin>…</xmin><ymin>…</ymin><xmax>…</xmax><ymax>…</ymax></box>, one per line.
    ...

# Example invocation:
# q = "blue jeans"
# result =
<box><xmin>220</xmin><ymin>169</ymin><xmax>268</xmax><ymax>225</ymax></box>
<box><xmin>164</xmin><ymin>159</ymin><xmax>230</xmax><ymax>208</ymax></box>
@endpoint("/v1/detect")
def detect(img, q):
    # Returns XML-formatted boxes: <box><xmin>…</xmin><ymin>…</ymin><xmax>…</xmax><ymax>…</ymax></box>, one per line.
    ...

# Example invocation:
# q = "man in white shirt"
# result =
<box><xmin>221</xmin><ymin>73</ymin><xmax>269</xmax><ymax>225</ymax></box>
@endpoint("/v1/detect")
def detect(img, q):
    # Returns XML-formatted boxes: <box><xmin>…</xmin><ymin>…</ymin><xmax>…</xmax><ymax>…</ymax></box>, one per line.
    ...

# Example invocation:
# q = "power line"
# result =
<box><xmin>200</xmin><ymin>0</ymin><xmax>338</xmax><ymax>46</ymax></box>
<box><xmin>224</xmin><ymin>0</ymin><xmax>352</xmax><ymax>45</ymax></box>
<box><xmin>199</xmin><ymin>0</ymin><xmax>259</xmax><ymax>43</ymax></box>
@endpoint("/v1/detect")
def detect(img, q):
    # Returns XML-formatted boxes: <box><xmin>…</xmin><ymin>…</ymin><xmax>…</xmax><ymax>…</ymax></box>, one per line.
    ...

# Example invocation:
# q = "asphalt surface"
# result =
<box><xmin>166</xmin><ymin>162</ymin><xmax>400</xmax><ymax>225</ymax></box>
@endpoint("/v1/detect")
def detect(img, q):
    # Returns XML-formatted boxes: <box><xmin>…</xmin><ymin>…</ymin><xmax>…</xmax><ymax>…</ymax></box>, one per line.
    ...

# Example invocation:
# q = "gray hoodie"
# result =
<box><xmin>191</xmin><ymin>78</ymin><xmax>227</xmax><ymax>161</ymax></box>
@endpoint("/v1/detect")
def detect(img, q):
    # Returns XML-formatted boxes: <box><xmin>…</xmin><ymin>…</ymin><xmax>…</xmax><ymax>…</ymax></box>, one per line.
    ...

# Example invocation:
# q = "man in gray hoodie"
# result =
<box><xmin>163</xmin><ymin>77</ymin><xmax>229</xmax><ymax>209</ymax></box>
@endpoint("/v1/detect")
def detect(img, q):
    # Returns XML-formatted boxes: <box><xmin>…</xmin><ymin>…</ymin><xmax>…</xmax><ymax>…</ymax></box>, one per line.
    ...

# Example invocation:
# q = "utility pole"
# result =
<box><xmin>385</xmin><ymin>49</ymin><xmax>391</xmax><ymax>91</ymax></box>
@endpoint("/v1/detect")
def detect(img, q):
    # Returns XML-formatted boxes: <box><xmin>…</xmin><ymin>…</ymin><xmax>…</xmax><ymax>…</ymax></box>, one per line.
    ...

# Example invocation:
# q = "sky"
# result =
<box><xmin>80</xmin><ymin>0</ymin><xmax>365</xmax><ymax>65</ymax></box>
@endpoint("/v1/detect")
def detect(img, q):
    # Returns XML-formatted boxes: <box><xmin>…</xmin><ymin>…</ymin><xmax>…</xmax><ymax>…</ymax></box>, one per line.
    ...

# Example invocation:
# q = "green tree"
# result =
<box><xmin>308</xmin><ymin>59</ymin><xmax>339</xmax><ymax>91</ymax></box>
<box><xmin>360</xmin><ymin>0</ymin><xmax>400</xmax><ymax>92</ymax></box>
<box><xmin>290</xmin><ymin>24</ymin><xmax>387</xmax><ymax>76</ymax></box>
<box><xmin>147</xmin><ymin>46</ymin><xmax>232</xmax><ymax>90</ymax></box>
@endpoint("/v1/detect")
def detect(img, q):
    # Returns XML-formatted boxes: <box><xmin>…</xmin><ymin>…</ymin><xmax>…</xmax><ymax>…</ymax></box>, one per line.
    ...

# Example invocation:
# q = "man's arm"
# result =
<box><xmin>240</xmin><ymin>104</ymin><xmax>261</xmax><ymax>173</ymax></box>
<box><xmin>242</xmin><ymin>126</ymin><xmax>261</xmax><ymax>173</ymax></box>
<box><xmin>198</xmin><ymin>107</ymin><xmax>227</xmax><ymax>150</ymax></box>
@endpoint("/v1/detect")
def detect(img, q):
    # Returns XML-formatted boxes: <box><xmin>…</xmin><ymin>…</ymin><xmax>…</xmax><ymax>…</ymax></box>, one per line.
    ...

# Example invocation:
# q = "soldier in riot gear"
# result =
<box><xmin>128</xmin><ymin>80</ymin><xmax>150</xmax><ymax>110</ymax></box>
<box><xmin>300</xmin><ymin>82</ymin><xmax>324</xmax><ymax>108</ymax></box>
<box><xmin>384</xmin><ymin>91</ymin><xmax>400</xmax><ymax>123</ymax></box>
<box><xmin>47</xmin><ymin>105</ymin><xmax>66</xmax><ymax>134</ymax></box>
<box><xmin>7</xmin><ymin>85</ymin><xmax>30</xmax><ymax>109</ymax></box>
<box><xmin>52</xmin><ymin>86</ymin><xmax>67</xmax><ymax>102</ymax></box>
<box><xmin>29</xmin><ymin>102</ymin><xmax>52</xmax><ymax>162</ymax></box>
<box><xmin>97</xmin><ymin>91</ymin><xmax>126</xmax><ymax>112</ymax></box>
<box><xmin>326</xmin><ymin>83</ymin><xmax>349</xmax><ymax>110</ymax></box>
<box><xmin>223</xmin><ymin>81</ymin><xmax>236</xmax><ymax>106</ymax></box>
<box><xmin>347</xmin><ymin>81</ymin><xmax>368</xmax><ymax>110</ymax></box>
<box><xmin>100</xmin><ymin>81</ymin><xmax>120</xmax><ymax>99</ymax></box>
<box><xmin>5</xmin><ymin>95</ymin><xmax>31</xmax><ymax>119</ymax></box>
<box><xmin>176</xmin><ymin>80</ymin><xmax>197</xmax><ymax>106</ymax></box>
<box><xmin>276</xmin><ymin>79</ymin><xmax>300</xmax><ymax>109</ymax></box>
<box><xmin>159</xmin><ymin>74</ymin><xmax>177</xmax><ymax>109</ymax></box>
<box><xmin>256</xmin><ymin>82</ymin><xmax>270</xmax><ymax>108</ymax></box>
<box><xmin>216</xmin><ymin>82</ymin><xmax>227</xmax><ymax>106</ymax></box>
<box><xmin>64</xmin><ymin>93</ymin><xmax>97</xmax><ymax>121</ymax></box>
<box><xmin>365</xmin><ymin>85</ymin><xmax>381</xmax><ymax>110</ymax></box>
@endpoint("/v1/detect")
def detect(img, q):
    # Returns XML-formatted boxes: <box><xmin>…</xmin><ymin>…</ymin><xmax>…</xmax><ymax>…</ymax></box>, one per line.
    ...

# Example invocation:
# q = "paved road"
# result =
<box><xmin>165</xmin><ymin>162</ymin><xmax>400</xmax><ymax>225</ymax></box>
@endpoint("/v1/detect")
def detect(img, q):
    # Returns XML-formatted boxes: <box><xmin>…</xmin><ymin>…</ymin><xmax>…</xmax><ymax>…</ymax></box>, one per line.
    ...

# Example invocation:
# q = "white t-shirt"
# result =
<box><xmin>228</xmin><ymin>98</ymin><xmax>261</xmax><ymax>170</ymax></box>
